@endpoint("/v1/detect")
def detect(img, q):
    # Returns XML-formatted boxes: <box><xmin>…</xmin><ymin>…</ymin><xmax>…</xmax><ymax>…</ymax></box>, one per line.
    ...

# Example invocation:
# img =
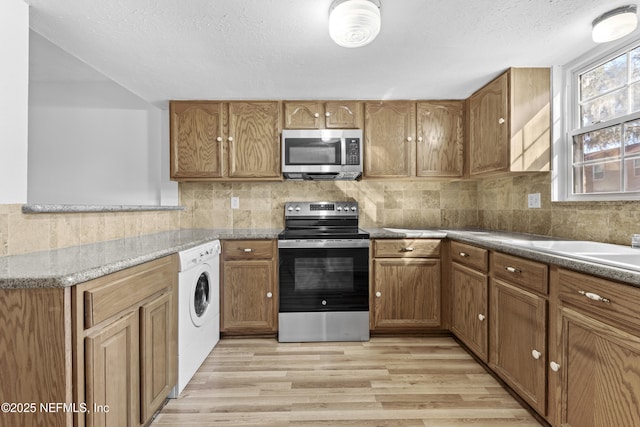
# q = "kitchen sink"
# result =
<box><xmin>577</xmin><ymin>253</ymin><xmax>640</xmax><ymax>270</ymax></box>
<box><xmin>510</xmin><ymin>240</ymin><xmax>634</xmax><ymax>255</ymax></box>
<box><xmin>382</xmin><ymin>228</ymin><xmax>444</xmax><ymax>237</ymax></box>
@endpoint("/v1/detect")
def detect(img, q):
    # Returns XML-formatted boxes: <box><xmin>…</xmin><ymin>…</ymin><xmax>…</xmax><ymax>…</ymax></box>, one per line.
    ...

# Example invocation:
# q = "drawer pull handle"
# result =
<box><xmin>550</xmin><ymin>361</ymin><xmax>560</xmax><ymax>372</ymax></box>
<box><xmin>243</xmin><ymin>248</ymin><xmax>253</xmax><ymax>253</ymax></box>
<box><xmin>401</xmin><ymin>247</ymin><xmax>415</xmax><ymax>252</ymax></box>
<box><xmin>478</xmin><ymin>314</ymin><xmax>485</xmax><ymax>321</ymax></box>
<box><xmin>505</xmin><ymin>266</ymin><xmax>521</xmax><ymax>274</ymax></box>
<box><xmin>578</xmin><ymin>291</ymin><xmax>610</xmax><ymax>303</ymax></box>
<box><xmin>459</xmin><ymin>252</ymin><xmax>469</xmax><ymax>257</ymax></box>
<box><xmin>266</xmin><ymin>292</ymin><xmax>273</xmax><ymax>298</ymax></box>
<box><xmin>532</xmin><ymin>349</ymin><xmax>542</xmax><ymax>360</ymax></box>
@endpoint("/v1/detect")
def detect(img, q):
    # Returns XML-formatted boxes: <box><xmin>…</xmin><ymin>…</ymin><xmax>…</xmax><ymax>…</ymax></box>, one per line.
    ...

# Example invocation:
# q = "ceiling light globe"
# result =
<box><xmin>329</xmin><ymin>0</ymin><xmax>381</xmax><ymax>48</ymax></box>
<box><xmin>592</xmin><ymin>5</ymin><xmax>638</xmax><ymax>43</ymax></box>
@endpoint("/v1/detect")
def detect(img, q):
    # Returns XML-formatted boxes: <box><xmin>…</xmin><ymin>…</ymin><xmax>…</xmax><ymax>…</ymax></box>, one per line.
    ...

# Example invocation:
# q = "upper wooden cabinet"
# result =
<box><xmin>283</xmin><ymin>101</ymin><xmax>363</xmax><ymax>129</ymax></box>
<box><xmin>468</xmin><ymin>68</ymin><xmax>550</xmax><ymax>177</ymax></box>
<box><xmin>170</xmin><ymin>101</ymin><xmax>281</xmax><ymax>181</ymax></box>
<box><xmin>364</xmin><ymin>101</ymin><xmax>417</xmax><ymax>178</ymax></box>
<box><xmin>416</xmin><ymin>101</ymin><xmax>465</xmax><ymax>177</ymax></box>
<box><xmin>364</xmin><ymin>100</ymin><xmax>464</xmax><ymax>179</ymax></box>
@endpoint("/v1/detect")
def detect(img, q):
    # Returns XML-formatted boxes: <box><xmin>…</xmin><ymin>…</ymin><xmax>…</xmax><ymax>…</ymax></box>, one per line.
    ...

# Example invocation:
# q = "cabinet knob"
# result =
<box><xmin>505</xmin><ymin>266</ymin><xmax>521</xmax><ymax>274</ymax></box>
<box><xmin>532</xmin><ymin>349</ymin><xmax>542</xmax><ymax>360</ymax></box>
<box><xmin>243</xmin><ymin>248</ymin><xmax>253</xmax><ymax>253</ymax></box>
<box><xmin>459</xmin><ymin>252</ymin><xmax>469</xmax><ymax>257</ymax></box>
<box><xmin>325</xmin><ymin>112</ymin><xmax>331</xmax><ymax>117</ymax></box>
<box><xmin>498</xmin><ymin>117</ymin><xmax>505</xmax><ymax>124</ymax></box>
<box><xmin>375</xmin><ymin>291</ymin><xmax>382</xmax><ymax>298</ymax></box>
<box><xmin>550</xmin><ymin>361</ymin><xmax>560</xmax><ymax>372</ymax></box>
<box><xmin>314</xmin><ymin>113</ymin><xmax>320</xmax><ymax>118</ymax></box>
<box><xmin>216</xmin><ymin>136</ymin><xmax>223</xmax><ymax>142</ymax></box>
<box><xmin>266</xmin><ymin>292</ymin><xmax>273</xmax><ymax>298</ymax></box>
<box><xmin>406</xmin><ymin>137</ymin><xmax>413</xmax><ymax>142</ymax></box>
<box><xmin>478</xmin><ymin>314</ymin><xmax>485</xmax><ymax>321</ymax></box>
<box><xmin>228</xmin><ymin>136</ymin><xmax>234</xmax><ymax>142</ymax></box>
<box><xmin>578</xmin><ymin>290</ymin><xmax>611</xmax><ymax>303</ymax></box>
<box><xmin>417</xmin><ymin>137</ymin><xmax>423</xmax><ymax>142</ymax></box>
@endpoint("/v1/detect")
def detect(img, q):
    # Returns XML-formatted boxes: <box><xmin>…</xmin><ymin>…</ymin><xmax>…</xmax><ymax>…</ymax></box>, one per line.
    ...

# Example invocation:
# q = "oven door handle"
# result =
<box><xmin>278</xmin><ymin>239</ymin><xmax>370</xmax><ymax>249</ymax></box>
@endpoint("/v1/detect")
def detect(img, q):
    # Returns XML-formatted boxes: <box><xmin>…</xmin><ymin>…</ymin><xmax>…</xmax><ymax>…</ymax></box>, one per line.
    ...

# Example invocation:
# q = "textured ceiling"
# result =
<box><xmin>25</xmin><ymin>0</ymin><xmax>637</xmax><ymax>107</ymax></box>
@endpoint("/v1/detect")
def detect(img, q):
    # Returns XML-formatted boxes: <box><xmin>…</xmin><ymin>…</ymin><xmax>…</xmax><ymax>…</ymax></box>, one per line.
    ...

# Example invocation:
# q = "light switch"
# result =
<box><xmin>231</xmin><ymin>196</ymin><xmax>240</xmax><ymax>209</ymax></box>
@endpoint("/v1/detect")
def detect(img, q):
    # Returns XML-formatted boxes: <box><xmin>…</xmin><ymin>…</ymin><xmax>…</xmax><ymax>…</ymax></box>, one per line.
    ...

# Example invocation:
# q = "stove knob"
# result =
<box><xmin>295</xmin><ymin>206</ymin><xmax>301</xmax><ymax>212</ymax></box>
<box><xmin>351</xmin><ymin>206</ymin><xmax>357</xmax><ymax>212</ymax></box>
<box><xmin>287</xmin><ymin>206</ymin><xmax>294</xmax><ymax>212</ymax></box>
<box><xmin>337</xmin><ymin>206</ymin><xmax>342</xmax><ymax>211</ymax></box>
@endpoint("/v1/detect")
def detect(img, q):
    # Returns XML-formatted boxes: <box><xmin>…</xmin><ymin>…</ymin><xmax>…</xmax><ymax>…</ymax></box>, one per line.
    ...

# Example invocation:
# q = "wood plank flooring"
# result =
<box><xmin>153</xmin><ymin>337</ymin><xmax>543</xmax><ymax>426</ymax></box>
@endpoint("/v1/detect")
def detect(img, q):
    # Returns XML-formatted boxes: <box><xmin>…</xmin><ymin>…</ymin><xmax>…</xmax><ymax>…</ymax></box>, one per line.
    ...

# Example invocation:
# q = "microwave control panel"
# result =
<box><xmin>346</xmin><ymin>138</ymin><xmax>360</xmax><ymax>165</ymax></box>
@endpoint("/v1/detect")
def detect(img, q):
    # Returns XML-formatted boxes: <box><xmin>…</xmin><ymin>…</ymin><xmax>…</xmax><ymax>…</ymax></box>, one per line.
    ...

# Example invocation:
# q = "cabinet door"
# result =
<box><xmin>364</xmin><ymin>101</ymin><xmax>416</xmax><ymax>178</ymax></box>
<box><xmin>490</xmin><ymin>278</ymin><xmax>546</xmax><ymax>415</ymax></box>
<box><xmin>558</xmin><ymin>307</ymin><xmax>640</xmax><ymax>427</ymax></box>
<box><xmin>85</xmin><ymin>310</ymin><xmax>140</xmax><ymax>427</ymax></box>
<box><xmin>469</xmin><ymin>73</ymin><xmax>509</xmax><ymax>176</ymax></box>
<box><xmin>228</xmin><ymin>101</ymin><xmax>281</xmax><ymax>179</ymax></box>
<box><xmin>416</xmin><ymin>101</ymin><xmax>464</xmax><ymax>177</ymax></box>
<box><xmin>140</xmin><ymin>292</ymin><xmax>175</xmax><ymax>424</ymax></box>
<box><xmin>373</xmin><ymin>258</ymin><xmax>441</xmax><ymax>329</ymax></box>
<box><xmin>170</xmin><ymin>101</ymin><xmax>225</xmax><ymax>179</ymax></box>
<box><xmin>283</xmin><ymin>101</ymin><xmax>323</xmax><ymax>129</ymax></box>
<box><xmin>325</xmin><ymin>101</ymin><xmax>362</xmax><ymax>129</ymax></box>
<box><xmin>450</xmin><ymin>263</ymin><xmax>488</xmax><ymax>362</ymax></box>
<box><xmin>222</xmin><ymin>259</ymin><xmax>276</xmax><ymax>333</ymax></box>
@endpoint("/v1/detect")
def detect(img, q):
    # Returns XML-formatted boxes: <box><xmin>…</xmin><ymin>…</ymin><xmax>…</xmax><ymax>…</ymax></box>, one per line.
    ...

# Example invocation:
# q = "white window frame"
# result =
<box><xmin>552</xmin><ymin>36</ymin><xmax>640</xmax><ymax>202</ymax></box>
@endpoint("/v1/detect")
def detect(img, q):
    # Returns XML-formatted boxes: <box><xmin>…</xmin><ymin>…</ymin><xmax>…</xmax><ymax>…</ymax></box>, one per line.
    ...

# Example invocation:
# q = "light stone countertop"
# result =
<box><xmin>0</xmin><ymin>228</ymin><xmax>281</xmax><ymax>289</ymax></box>
<box><xmin>2</xmin><ymin>226</ymin><xmax>640</xmax><ymax>289</ymax></box>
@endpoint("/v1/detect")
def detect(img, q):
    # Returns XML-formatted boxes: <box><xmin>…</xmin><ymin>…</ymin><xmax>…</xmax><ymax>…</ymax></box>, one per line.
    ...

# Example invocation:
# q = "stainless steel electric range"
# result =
<box><xmin>277</xmin><ymin>201</ymin><xmax>370</xmax><ymax>342</ymax></box>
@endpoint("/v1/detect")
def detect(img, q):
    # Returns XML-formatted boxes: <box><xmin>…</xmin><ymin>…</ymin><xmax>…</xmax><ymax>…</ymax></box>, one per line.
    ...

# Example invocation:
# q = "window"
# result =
<box><xmin>559</xmin><ymin>39</ymin><xmax>640</xmax><ymax>201</ymax></box>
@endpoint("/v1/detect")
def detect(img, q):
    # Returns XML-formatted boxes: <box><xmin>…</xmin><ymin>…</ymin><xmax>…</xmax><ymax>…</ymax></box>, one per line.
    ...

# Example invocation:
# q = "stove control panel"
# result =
<box><xmin>285</xmin><ymin>201</ymin><xmax>358</xmax><ymax>217</ymax></box>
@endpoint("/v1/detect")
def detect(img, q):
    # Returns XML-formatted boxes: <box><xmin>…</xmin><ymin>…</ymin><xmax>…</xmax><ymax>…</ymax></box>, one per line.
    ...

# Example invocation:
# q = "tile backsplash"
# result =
<box><xmin>3</xmin><ymin>172</ymin><xmax>640</xmax><ymax>256</ymax></box>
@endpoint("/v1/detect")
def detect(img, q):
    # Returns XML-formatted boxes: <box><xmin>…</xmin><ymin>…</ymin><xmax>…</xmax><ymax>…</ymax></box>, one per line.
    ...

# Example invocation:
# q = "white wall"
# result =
<box><xmin>0</xmin><ymin>0</ymin><xmax>29</xmax><ymax>204</ymax></box>
<box><xmin>28</xmin><ymin>81</ymin><xmax>167</xmax><ymax>205</ymax></box>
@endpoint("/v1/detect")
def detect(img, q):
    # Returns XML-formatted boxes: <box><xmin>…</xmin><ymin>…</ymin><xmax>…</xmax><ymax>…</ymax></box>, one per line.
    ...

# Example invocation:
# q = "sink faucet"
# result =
<box><xmin>633</xmin><ymin>234</ymin><xmax>640</xmax><ymax>248</ymax></box>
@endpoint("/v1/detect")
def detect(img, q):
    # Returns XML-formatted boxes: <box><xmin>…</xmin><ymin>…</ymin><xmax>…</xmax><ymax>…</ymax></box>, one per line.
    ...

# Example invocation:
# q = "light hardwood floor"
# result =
<box><xmin>153</xmin><ymin>337</ymin><xmax>543</xmax><ymax>426</ymax></box>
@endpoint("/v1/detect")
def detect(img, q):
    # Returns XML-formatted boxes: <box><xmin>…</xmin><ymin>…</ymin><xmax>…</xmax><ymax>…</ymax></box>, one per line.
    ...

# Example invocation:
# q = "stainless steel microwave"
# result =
<box><xmin>281</xmin><ymin>129</ymin><xmax>363</xmax><ymax>180</ymax></box>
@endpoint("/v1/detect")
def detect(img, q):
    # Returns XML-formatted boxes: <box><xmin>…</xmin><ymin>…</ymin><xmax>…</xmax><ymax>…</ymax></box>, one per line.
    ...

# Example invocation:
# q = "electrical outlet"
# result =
<box><xmin>528</xmin><ymin>193</ymin><xmax>541</xmax><ymax>209</ymax></box>
<box><xmin>231</xmin><ymin>196</ymin><xmax>240</xmax><ymax>209</ymax></box>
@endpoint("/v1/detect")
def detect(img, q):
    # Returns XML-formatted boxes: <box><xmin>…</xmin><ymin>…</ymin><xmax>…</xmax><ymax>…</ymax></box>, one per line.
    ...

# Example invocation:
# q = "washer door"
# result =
<box><xmin>189</xmin><ymin>265</ymin><xmax>212</xmax><ymax>326</ymax></box>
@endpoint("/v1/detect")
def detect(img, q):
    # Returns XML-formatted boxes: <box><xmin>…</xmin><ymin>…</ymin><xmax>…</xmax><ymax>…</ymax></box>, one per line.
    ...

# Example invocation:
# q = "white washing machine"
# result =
<box><xmin>169</xmin><ymin>240</ymin><xmax>221</xmax><ymax>398</ymax></box>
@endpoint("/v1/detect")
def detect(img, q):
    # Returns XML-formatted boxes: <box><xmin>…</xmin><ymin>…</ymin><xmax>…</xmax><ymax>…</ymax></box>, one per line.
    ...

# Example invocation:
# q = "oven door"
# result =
<box><xmin>278</xmin><ymin>239</ymin><xmax>369</xmax><ymax>313</ymax></box>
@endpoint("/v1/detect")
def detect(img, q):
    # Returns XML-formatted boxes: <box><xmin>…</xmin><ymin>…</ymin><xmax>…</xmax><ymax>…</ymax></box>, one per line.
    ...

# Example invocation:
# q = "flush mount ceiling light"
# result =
<box><xmin>592</xmin><ymin>5</ymin><xmax>638</xmax><ymax>43</ymax></box>
<box><xmin>329</xmin><ymin>0</ymin><xmax>381</xmax><ymax>48</ymax></box>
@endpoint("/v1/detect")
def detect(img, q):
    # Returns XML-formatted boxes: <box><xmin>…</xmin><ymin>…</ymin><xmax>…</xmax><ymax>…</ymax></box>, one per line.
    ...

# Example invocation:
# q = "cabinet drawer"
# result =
<box><xmin>491</xmin><ymin>252</ymin><xmax>548</xmax><ymax>294</ymax></box>
<box><xmin>451</xmin><ymin>241</ymin><xmax>488</xmax><ymax>272</ymax></box>
<box><xmin>223</xmin><ymin>239</ymin><xmax>275</xmax><ymax>260</ymax></box>
<box><xmin>559</xmin><ymin>269</ymin><xmax>640</xmax><ymax>329</ymax></box>
<box><xmin>374</xmin><ymin>239</ymin><xmax>441</xmax><ymax>258</ymax></box>
<box><xmin>84</xmin><ymin>256</ymin><xmax>177</xmax><ymax>328</ymax></box>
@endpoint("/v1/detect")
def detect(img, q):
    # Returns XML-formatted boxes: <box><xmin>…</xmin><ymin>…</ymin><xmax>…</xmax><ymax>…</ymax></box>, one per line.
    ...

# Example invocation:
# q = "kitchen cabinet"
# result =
<box><xmin>364</xmin><ymin>100</ymin><xmax>464</xmax><ymax>178</ymax></box>
<box><xmin>489</xmin><ymin>252</ymin><xmax>548</xmax><ymax>416</ymax></box>
<box><xmin>77</xmin><ymin>255</ymin><xmax>178</xmax><ymax>427</ymax></box>
<box><xmin>170</xmin><ymin>100</ymin><xmax>282</xmax><ymax>181</ymax></box>
<box><xmin>550</xmin><ymin>268</ymin><xmax>640</xmax><ymax>427</ymax></box>
<box><xmin>0</xmin><ymin>256</ymin><xmax>177</xmax><ymax>427</ymax></box>
<box><xmin>371</xmin><ymin>239</ymin><xmax>442</xmax><ymax>331</ymax></box>
<box><xmin>468</xmin><ymin>67</ymin><xmax>550</xmax><ymax>176</ymax></box>
<box><xmin>450</xmin><ymin>241</ymin><xmax>489</xmax><ymax>362</ymax></box>
<box><xmin>221</xmin><ymin>239</ymin><xmax>278</xmax><ymax>335</ymax></box>
<box><xmin>283</xmin><ymin>100</ymin><xmax>363</xmax><ymax>129</ymax></box>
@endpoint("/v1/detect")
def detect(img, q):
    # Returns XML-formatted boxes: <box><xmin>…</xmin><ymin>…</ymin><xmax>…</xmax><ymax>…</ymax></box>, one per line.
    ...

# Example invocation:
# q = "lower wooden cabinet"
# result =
<box><xmin>490</xmin><ymin>278</ymin><xmax>547</xmax><ymax>414</ymax></box>
<box><xmin>221</xmin><ymin>240</ymin><xmax>277</xmax><ymax>335</ymax></box>
<box><xmin>371</xmin><ymin>239</ymin><xmax>442</xmax><ymax>331</ymax></box>
<box><xmin>75</xmin><ymin>255</ymin><xmax>178</xmax><ymax>427</ymax></box>
<box><xmin>450</xmin><ymin>262</ymin><xmax>489</xmax><ymax>361</ymax></box>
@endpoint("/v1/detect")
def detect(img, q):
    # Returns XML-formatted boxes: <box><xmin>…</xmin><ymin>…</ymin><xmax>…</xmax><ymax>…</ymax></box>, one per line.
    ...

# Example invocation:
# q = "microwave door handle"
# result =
<box><xmin>340</xmin><ymin>138</ymin><xmax>347</xmax><ymax>165</ymax></box>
